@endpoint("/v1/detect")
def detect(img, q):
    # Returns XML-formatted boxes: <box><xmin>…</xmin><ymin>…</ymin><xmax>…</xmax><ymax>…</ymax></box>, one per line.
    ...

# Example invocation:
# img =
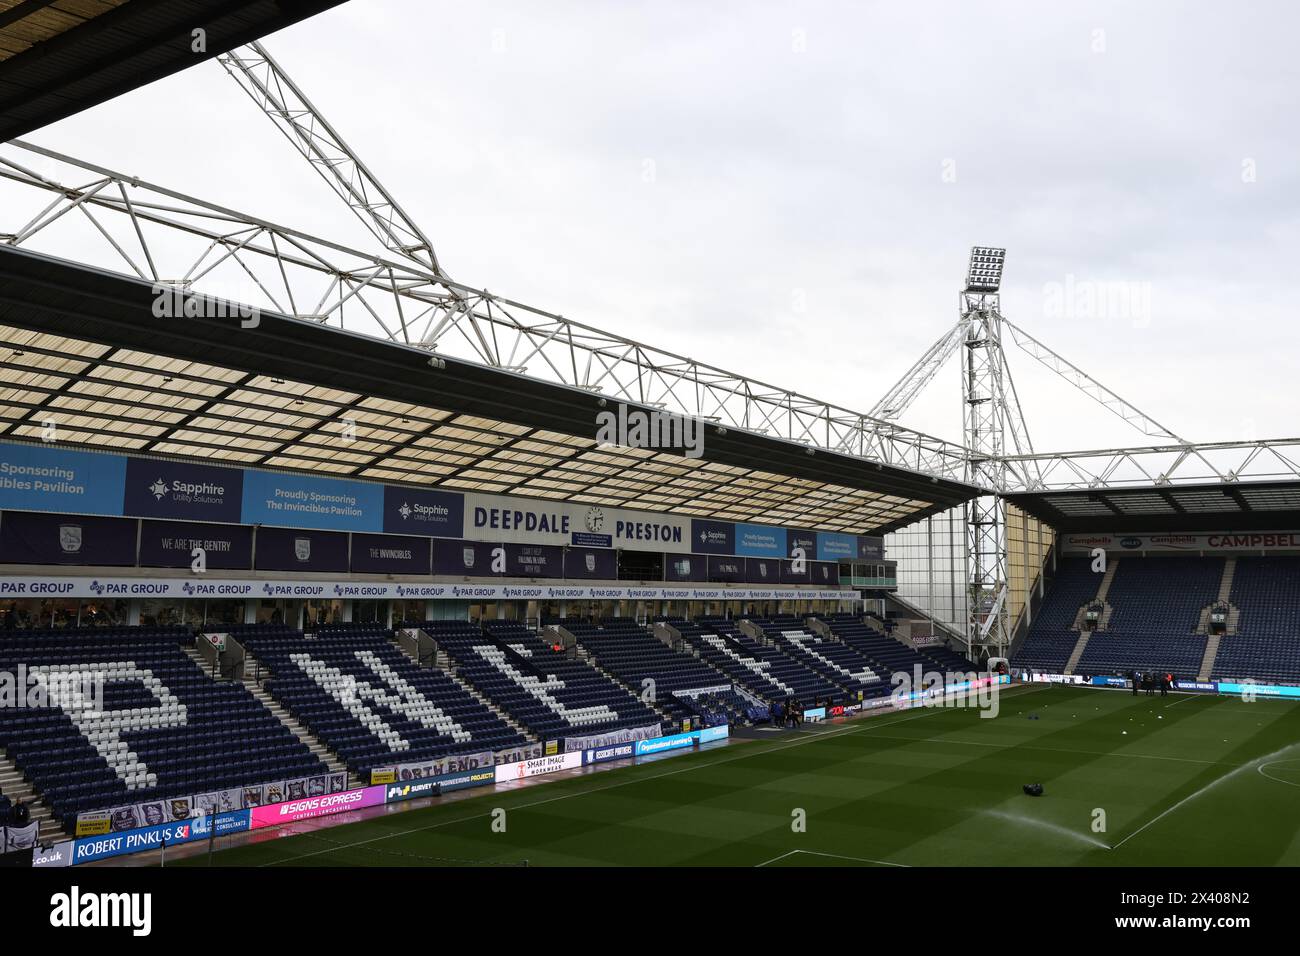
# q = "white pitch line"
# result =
<box><xmin>1112</xmin><ymin>742</ymin><xmax>1300</xmax><ymax>850</ymax></box>
<box><xmin>857</xmin><ymin>733</ymin><xmax>1231</xmax><ymax>767</ymax></box>
<box><xmin>755</xmin><ymin>849</ymin><xmax>909</xmax><ymax>868</ymax></box>
<box><xmin>260</xmin><ymin>702</ymin><xmax>963</xmax><ymax>867</ymax></box>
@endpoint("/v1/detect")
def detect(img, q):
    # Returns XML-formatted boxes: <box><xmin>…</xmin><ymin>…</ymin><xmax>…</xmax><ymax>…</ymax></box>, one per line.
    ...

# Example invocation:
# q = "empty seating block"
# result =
<box><xmin>676</xmin><ymin>617</ymin><xmax>841</xmax><ymax>703</ymax></box>
<box><xmin>0</xmin><ymin>626</ymin><xmax>326</xmax><ymax>832</ymax></box>
<box><xmin>427</xmin><ymin>620</ymin><xmax>661</xmax><ymax>740</ymax></box>
<box><xmin>821</xmin><ymin>613</ymin><xmax>976</xmax><ymax>688</ymax></box>
<box><xmin>1215</xmin><ymin>557</ymin><xmax>1300</xmax><ymax>683</ymax></box>
<box><xmin>1014</xmin><ymin>557</ymin><xmax>1100</xmax><ymax>673</ymax></box>
<box><xmin>1075</xmin><ymin>558</ymin><xmax>1219</xmax><ymax>677</ymax></box>
<box><xmin>240</xmin><ymin>626</ymin><xmax>527</xmax><ymax>778</ymax></box>
<box><xmin>566</xmin><ymin>619</ymin><xmax>730</xmax><ymax>722</ymax></box>
<box><xmin>749</xmin><ymin>615</ymin><xmax>889</xmax><ymax>701</ymax></box>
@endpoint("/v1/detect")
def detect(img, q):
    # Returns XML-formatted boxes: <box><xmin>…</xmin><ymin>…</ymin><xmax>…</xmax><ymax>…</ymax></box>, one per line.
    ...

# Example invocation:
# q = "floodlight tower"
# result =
<box><xmin>962</xmin><ymin>247</ymin><xmax>1014</xmax><ymax>661</ymax></box>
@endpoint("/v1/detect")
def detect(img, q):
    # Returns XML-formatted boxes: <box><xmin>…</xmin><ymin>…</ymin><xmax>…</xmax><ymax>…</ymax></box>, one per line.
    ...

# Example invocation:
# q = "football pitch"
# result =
<box><xmin>185</xmin><ymin>685</ymin><xmax>1300</xmax><ymax>867</ymax></box>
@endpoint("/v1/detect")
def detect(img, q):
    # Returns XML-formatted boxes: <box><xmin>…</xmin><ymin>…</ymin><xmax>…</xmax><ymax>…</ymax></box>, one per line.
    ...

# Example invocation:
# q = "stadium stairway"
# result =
<box><xmin>0</xmin><ymin>748</ymin><xmax>61</xmax><ymax>842</ymax></box>
<box><xmin>439</xmin><ymin>670</ymin><xmax>538</xmax><ymax>743</ymax></box>
<box><xmin>240</xmin><ymin>668</ymin><xmax>356</xmax><ymax>786</ymax></box>
<box><xmin>1064</xmin><ymin>632</ymin><xmax>1091</xmax><ymax>674</ymax></box>
<box><xmin>1197</xmin><ymin>633</ymin><xmax>1222</xmax><ymax>682</ymax></box>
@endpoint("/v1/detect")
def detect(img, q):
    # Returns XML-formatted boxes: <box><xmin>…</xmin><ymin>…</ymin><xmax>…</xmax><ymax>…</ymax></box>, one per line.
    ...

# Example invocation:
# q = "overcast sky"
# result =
<box><xmin>10</xmin><ymin>0</ymin><xmax>1300</xmax><ymax>457</ymax></box>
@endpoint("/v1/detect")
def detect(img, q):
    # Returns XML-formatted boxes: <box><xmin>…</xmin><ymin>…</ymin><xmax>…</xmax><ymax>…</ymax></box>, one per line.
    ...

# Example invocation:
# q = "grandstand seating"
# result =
<box><xmin>239</xmin><ymin>625</ymin><xmax>528</xmax><ymax>778</ymax></box>
<box><xmin>819</xmin><ymin>613</ymin><xmax>976</xmax><ymax>691</ymax></box>
<box><xmin>565</xmin><ymin>619</ymin><xmax>731</xmax><ymax>721</ymax></box>
<box><xmin>1013</xmin><ymin>556</ymin><xmax>1099</xmax><ymax>673</ymax></box>
<box><xmin>1215</xmin><ymin>557</ymin><xmax>1300</xmax><ymax>683</ymax></box>
<box><xmin>676</xmin><ymin>617</ymin><xmax>842</xmax><ymax>703</ymax></box>
<box><xmin>1073</xmin><ymin>558</ymin><xmax>1220</xmax><ymax>678</ymax></box>
<box><xmin>753</xmin><ymin>615</ymin><xmax>888</xmax><ymax>700</ymax></box>
<box><xmin>0</xmin><ymin>626</ymin><xmax>327</xmax><ymax>832</ymax></box>
<box><xmin>424</xmin><ymin>620</ymin><xmax>662</xmax><ymax>740</ymax></box>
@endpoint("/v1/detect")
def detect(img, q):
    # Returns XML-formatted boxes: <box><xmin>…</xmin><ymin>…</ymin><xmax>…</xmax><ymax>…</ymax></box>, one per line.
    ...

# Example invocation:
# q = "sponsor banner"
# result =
<box><xmin>635</xmin><ymin>731</ymin><xmax>697</xmax><ymax>756</ymax></box>
<box><xmin>0</xmin><ymin>442</ymin><xmax>879</xmax><ymax>564</ymax></box>
<box><xmin>1173</xmin><ymin>680</ymin><xmax>1217</xmax><ymax>693</ymax></box>
<box><xmin>1031</xmin><ymin>673</ymin><xmax>1085</xmax><ymax>684</ymax></box>
<box><xmin>787</xmin><ymin>529</ymin><xmax>817</xmax><ymax>560</ymax></box>
<box><xmin>816</xmin><ymin>532</ymin><xmax>857</xmax><ymax>562</ymax></box>
<box><xmin>707</xmin><ymin>555</ymin><xmax>745</xmax><ymax>583</ymax></box>
<box><xmin>563</xmin><ymin>546</ymin><xmax>617</xmax><ymax>580</ymax></box>
<box><xmin>255</xmin><ymin>526</ymin><xmax>349</xmax><ymax>573</ymax></box>
<box><xmin>466</xmin><ymin>494</ymin><xmax>690</xmax><ymax>553</ymax></box>
<box><xmin>382</xmin><ymin>485</ymin><xmax>463</xmax><ymax>537</ymax></box>
<box><xmin>0</xmin><ymin>575</ymin><xmax>858</xmax><ymax>603</ymax></box>
<box><xmin>0</xmin><ymin>442</ymin><xmax>127</xmax><ymax>516</ymax></box>
<box><xmin>561</xmin><ymin>723</ymin><xmax>661</xmax><ymax>754</ymax></box>
<box><xmin>583</xmin><ymin>742</ymin><xmax>635</xmax><ymax>764</ymax></box>
<box><xmin>1216</xmin><ymin>681</ymin><xmax>1300</xmax><ymax>699</ymax></box>
<box><xmin>437</xmin><ymin>768</ymin><xmax>497</xmax><ymax>793</ymax></box>
<box><xmin>242</xmin><ymin>470</ymin><xmax>383</xmax><ymax>532</ymax></box>
<box><xmin>139</xmin><ymin>519</ymin><xmax>253</xmax><ymax>570</ymax></box>
<box><xmin>433</xmin><ymin>538</ymin><xmax>502</xmax><ymax>576</ymax></box>
<box><xmin>1091</xmin><ymin>676</ymin><xmax>1129</xmax><ymax>688</ymax></box>
<box><xmin>217</xmin><ymin>809</ymin><xmax>251</xmax><ymax>837</ymax></box>
<box><xmin>691</xmin><ymin>519</ymin><xmax>735</xmax><ymax>555</ymax></box>
<box><xmin>0</xmin><ymin>511</ymin><xmax>137</xmax><ymax>566</ymax></box>
<box><xmin>1061</xmin><ymin>531</ymin><xmax>1300</xmax><ymax>554</ymax></box>
<box><xmin>803</xmin><ymin>706</ymin><xmax>828</xmax><ymax>723</ymax></box>
<box><xmin>248</xmin><ymin>786</ymin><xmax>387</xmax><ymax>829</ymax></box>
<box><xmin>373</xmin><ymin>751</ymin><xmax>496</xmax><ymax>784</ymax></box>
<box><xmin>384</xmin><ymin>779</ymin><xmax>439</xmax><ymax>803</ymax></box>
<box><xmin>505</xmin><ymin>543</ymin><xmax>564</xmax><ymax>579</ymax></box>
<box><xmin>745</xmin><ymin>557</ymin><xmax>777</xmax><ymax>584</ymax></box>
<box><xmin>735</xmin><ymin>522</ymin><xmax>786</xmax><ymax>558</ymax></box>
<box><xmin>857</xmin><ymin>536</ymin><xmax>885</xmax><ymax>561</ymax></box>
<box><xmin>72</xmin><ymin>818</ymin><xmax>208</xmax><ymax>865</ymax></box>
<box><xmin>350</xmin><ymin>532</ymin><xmax>432</xmax><ymax>575</ymax></box>
<box><xmin>697</xmin><ymin>725</ymin><xmax>730</xmax><ymax>744</ymax></box>
<box><xmin>123</xmin><ymin>457</ymin><xmax>243</xmax><ymax>523</ymax></box>
<box><xmin>383</xmin><ymin>766</ymin><xmax>497</xmax><ymax>802</ymax></box>
<box><xmin>31</xmin><ymin>841</ymin><xmax>74</xmax><ymax>868</ymax></box>
<box><xmin>494</xmin><ymin>751</ymin><xmax>583</xmax><ymax>782</ymax></box>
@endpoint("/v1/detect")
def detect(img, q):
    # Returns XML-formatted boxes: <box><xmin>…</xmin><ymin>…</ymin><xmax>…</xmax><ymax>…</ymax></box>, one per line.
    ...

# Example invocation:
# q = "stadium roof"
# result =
<box><xmin>1006</xmin><ymin>481</ymin><xmax>1300</xmax><ymax>534</ymax></box>
<box><xmin>0</xmin><ymin>244</ymin><xmax>980</xmax><ymax>535</ymax></box>
<box><xmin>0</xmin><ymin>0</ymin><xmax>347</xmax><ymax>142</ymax></box>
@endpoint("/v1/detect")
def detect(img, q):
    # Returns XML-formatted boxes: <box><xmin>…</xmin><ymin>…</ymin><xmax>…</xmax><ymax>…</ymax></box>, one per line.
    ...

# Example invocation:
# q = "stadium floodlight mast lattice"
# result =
<box><xmin>870</xmin><ymin>247</ymin><xmax>1190</xmax><ymax>660</ymax></box>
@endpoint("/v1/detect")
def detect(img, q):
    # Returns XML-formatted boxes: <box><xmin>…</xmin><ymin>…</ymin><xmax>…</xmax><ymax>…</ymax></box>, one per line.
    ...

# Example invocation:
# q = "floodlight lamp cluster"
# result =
<box><xmin>965</xmin><ymin>246</ymin><xmax>1006</xmax><ymax>293</ymax></box>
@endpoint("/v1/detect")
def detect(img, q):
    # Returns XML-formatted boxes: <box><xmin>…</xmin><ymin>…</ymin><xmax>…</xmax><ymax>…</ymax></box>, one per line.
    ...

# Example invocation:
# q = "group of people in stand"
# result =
<box><xmin>770</xmin><ymin>697</ymin><xmax>804</xmax><ymax>728</ymax></box>
<box><xmin>1130</xmin><ymin>670</ymin><xmax>1175</xmax><ymax>696</ymax></box>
